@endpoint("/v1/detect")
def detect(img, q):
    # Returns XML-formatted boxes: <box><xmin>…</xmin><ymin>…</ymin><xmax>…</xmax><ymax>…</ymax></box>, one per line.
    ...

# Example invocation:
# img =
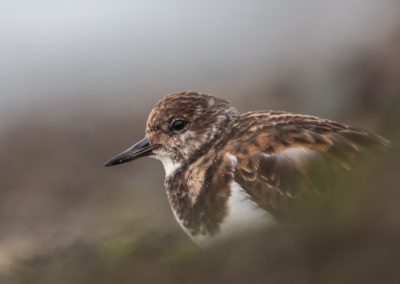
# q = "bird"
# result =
<box><xmin>104</xmin><ymin>91</ymin><xmax>389</xmax><ymax>246</ymax></box>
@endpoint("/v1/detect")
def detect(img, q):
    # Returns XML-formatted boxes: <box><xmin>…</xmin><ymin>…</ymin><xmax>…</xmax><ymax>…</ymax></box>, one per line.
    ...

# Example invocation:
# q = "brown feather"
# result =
<box><xmin>226</xmin><ymin>111</ymin><xmax>389</xmax><ymax>221</ymax></box>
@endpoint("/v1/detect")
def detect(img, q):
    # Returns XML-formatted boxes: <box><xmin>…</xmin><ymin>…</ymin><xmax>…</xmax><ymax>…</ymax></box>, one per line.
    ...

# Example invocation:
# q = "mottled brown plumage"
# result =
<box><xmin>227</xmin><ymin>111</ymin><xmax>388</xmax><ymax>222</ymax></box>
<box><xmin>105</xmin><ymin>91</ymin><xmax>389</xmax><ymax>245</ymax></box>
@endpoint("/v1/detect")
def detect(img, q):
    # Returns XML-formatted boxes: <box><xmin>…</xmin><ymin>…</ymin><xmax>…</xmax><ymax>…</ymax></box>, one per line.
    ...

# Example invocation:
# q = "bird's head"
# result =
<box><xmin>104</xmin><ymin>91</ymin><xmax>238</xmax><ymax>176</ymax></box>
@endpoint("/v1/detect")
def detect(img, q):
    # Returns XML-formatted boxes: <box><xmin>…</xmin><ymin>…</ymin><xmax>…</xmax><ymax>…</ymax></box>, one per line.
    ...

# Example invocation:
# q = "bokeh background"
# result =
<box><xmin>1</xmin><ymin>1</ymin><xmax>400</xmax><ymax>283</ymax></box>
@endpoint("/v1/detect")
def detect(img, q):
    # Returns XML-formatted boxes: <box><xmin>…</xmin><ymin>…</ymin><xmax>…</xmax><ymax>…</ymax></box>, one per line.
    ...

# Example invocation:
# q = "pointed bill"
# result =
<box><xmin>104</xmin><ymin>137</ymin><xmax>159</xmax><ymax>167</ymax></box>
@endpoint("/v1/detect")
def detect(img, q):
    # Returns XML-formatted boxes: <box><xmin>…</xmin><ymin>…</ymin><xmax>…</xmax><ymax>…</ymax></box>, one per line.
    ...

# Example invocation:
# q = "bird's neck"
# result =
<box><xmin>163</xmin><ymin>142</ymin><xmax>234</xmax><ymax>238</ymax></box>
<box><xmin>161</xmin><ymin>111</ymin><xmax>239</xmax><ymax>239</ymax></box>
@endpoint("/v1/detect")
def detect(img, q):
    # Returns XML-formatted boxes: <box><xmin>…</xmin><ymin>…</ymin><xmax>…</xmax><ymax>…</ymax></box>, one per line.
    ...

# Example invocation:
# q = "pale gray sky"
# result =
<box><xmin>0</xmin><ymin>0</ymin><xmax>398</xmax><ymax>120</ymax></box>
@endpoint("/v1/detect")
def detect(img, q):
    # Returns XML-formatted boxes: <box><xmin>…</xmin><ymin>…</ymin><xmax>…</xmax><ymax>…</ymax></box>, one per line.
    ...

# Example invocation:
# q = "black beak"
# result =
<box><xmin>104</xmin><ymin>137</ymin><xmax>159</xmax><ymax>167</ymax></box>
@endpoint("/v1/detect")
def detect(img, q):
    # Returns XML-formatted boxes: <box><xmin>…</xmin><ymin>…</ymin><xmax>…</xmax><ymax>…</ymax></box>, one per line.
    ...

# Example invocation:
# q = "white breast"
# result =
<box><xmin>191</xmin><ymin>181</ymin><xmax>275</xmax><ymax>246</ymax></box>
<box><xmin>222</xmin><ymin>181</ymin><xmax>274</xmax><ymax>232</ymax></box>
<box><xmin>157</xmin><ymin>153</ymin><xmax>274</xmax><ymax>246</ymax></box>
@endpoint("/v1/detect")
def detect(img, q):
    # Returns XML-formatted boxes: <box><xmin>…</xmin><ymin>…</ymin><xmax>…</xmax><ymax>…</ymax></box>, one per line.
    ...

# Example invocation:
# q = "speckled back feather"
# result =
<box><xmin>227</xmin><ymin>111</ymin><xmax>389</xmax><ymax>221</ymax></box>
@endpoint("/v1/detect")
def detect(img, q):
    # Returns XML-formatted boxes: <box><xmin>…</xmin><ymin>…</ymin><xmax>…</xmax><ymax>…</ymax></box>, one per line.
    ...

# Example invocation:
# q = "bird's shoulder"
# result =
<box><xmin>227</xmin><ymin>110</ymin><xmax>388</xmax><ymax>161</ymax></box>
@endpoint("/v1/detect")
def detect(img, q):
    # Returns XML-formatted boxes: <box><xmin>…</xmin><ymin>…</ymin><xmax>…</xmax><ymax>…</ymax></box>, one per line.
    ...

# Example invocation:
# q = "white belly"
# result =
<box><xmin>189</xmin><ymin>181</ymin><xmax>275</xmax><ymax>246</ymax></box>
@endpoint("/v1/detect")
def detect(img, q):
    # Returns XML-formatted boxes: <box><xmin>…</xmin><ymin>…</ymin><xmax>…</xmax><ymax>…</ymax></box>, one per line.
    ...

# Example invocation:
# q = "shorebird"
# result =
<box><xmin>105</xmin><ymin>91</ymin><xmax>388</xmax><ymax>245</ymax></box>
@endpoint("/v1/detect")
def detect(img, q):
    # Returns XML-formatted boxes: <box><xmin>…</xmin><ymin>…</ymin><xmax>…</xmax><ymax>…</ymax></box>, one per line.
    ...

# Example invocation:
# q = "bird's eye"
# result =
<box><xmin>169</xmin><ymin>118</ymin><xmax>188</xmax><ymax>133</ymax></box>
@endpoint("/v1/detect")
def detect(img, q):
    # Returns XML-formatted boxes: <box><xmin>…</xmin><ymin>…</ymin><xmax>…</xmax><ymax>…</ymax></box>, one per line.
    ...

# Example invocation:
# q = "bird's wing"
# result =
<box><xmin>228</xmin><ymin>111</ymin><xmax>389</xmax><ymax>221</ymax></box>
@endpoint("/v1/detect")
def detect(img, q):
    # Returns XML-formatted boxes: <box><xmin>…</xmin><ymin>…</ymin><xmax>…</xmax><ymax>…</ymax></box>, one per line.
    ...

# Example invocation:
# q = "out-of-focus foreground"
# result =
<box><xmin>1</xmin><ymin>1</ymin><xmax>400</xmax><ymax>283</ymax></box>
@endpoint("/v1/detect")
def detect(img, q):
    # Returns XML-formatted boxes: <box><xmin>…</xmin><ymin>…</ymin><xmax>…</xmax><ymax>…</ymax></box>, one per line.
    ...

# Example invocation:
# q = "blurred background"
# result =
<box><xmin>1</xmin><ymin>1</ymin><xmax>400</xmax><ymax>283</ymax></box>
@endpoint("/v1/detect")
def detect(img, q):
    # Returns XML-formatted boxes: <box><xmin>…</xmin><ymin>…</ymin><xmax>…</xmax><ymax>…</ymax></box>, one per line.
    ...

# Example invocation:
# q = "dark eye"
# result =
<box><xmin>169</xmin><ymin>118</ymin><xmax>188</xmax><ymax>133</ymax></box>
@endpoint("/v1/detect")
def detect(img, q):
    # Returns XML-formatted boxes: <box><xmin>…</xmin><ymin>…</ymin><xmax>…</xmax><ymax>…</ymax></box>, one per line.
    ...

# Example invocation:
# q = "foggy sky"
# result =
<box><xmin>1</xmin><ymin>0</ymin><xmax>399</xmax><ymax>121</ymax></box>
